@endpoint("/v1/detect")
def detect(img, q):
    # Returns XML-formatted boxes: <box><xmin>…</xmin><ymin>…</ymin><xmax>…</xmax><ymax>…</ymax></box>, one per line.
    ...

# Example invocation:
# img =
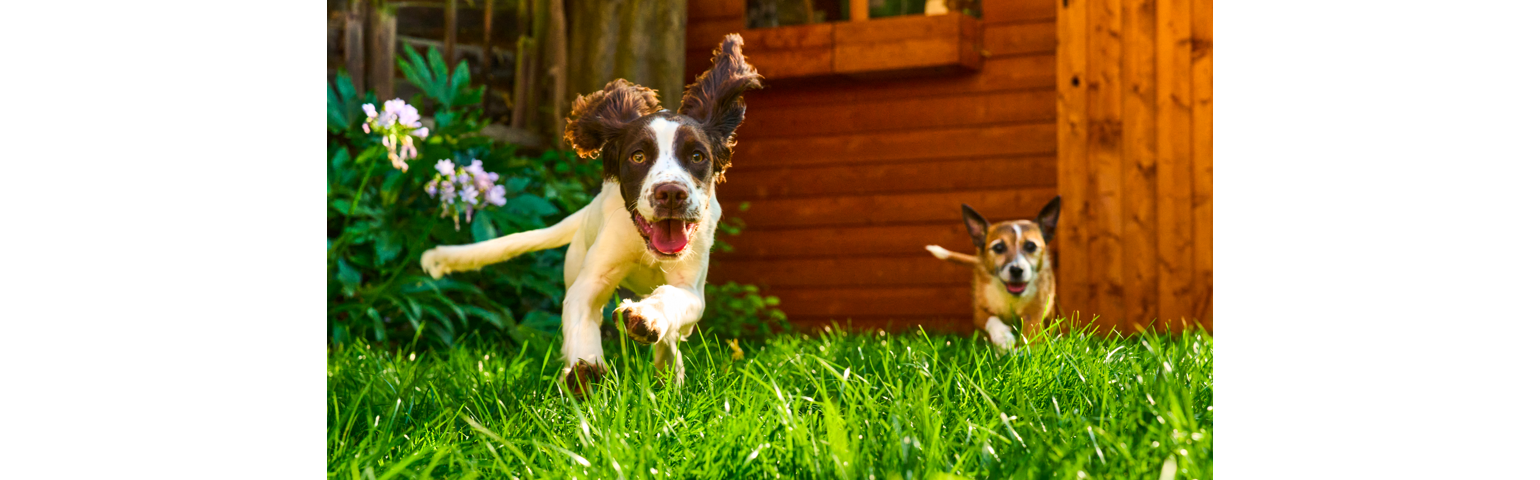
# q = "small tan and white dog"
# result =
<box><xmin>418</xmin><ymin>35</ymin><xmax>762</xmax><ymax>396</ymax></box>
<box><xmin>925</xmin><ymin>196</ymin><xmax>1061</xmax><ymax>350</ymax></box>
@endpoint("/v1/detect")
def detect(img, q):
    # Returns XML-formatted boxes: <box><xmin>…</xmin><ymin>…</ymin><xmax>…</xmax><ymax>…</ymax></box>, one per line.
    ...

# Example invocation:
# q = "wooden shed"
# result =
<box><xmin>689</xmin><ymin>0</ymin><xmax>1212</xmax><ymax>335</ymax></box>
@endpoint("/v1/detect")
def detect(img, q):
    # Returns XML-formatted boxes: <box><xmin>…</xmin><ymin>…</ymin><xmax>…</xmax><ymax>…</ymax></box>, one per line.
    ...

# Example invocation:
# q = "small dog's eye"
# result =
<box><xmin>630</xmin><ymin>151</ymin><xmax>646</xmax><ymax>163</ymax></box>
<box><xmin>691</xmin><ymin>152</ymin><xmax>704</xmax><ymax>163</ymax></box>
<box><xmin>991</xmin><ymin>243</ymin><xmax>1007</xmax><ymax>254</ymax></box>
<box><xmin>1023</xmin><ymin>241</ymin><xmax>1037</xmax><ymax>253</ymax></box>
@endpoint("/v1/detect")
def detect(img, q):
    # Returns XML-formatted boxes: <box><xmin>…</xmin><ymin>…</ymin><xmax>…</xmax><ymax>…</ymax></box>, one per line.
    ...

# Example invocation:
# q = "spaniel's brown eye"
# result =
<box><xmin>691</xmin><ymin>152</ymin><xmax>704</xmax><ymax>163</ymax></box>
<box><xmin>630</xmin><ymin>151</ymin><xmax>646</xmax><ymax>163</ymax></box>
<box><xmin>991</xmin><ymin>242</ymin><xmax>1006</xmax><ymax>254</ymax></box>
<box><xmin>1023</xmin><ymin>241</ymin><xmax>1037</xmax><ymax>253</ymax></box>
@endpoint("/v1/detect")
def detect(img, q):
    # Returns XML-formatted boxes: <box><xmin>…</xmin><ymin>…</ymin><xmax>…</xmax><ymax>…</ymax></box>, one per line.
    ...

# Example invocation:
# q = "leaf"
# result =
<box><xmin>504</xmin><ymin>194</ymin><xmax>558</xmax><ymax>218</ymax></box>
<box><xmin>366</xmin><ymin>307</ymin><xmax>386</xmax><ymax>341</ymax></box>
<box><xmin>335</xmin><ymin>69</ymin><xmax>357</xmax><ymax>104</ymax></box>
<box><xmin>502</xmin><ymin>176</ymin><xmax>531</xmax><ymax>192</ymax></box>
<box><xmin>471</xmin><ymin>212</ymin><xmax>498</xmax><ymax>242</ymax></box>
<box><xmin>374</xmin><ymin>233</ymin><xmax>402</xmax><ymax>264</ymax></box>
<box><xmin>336</xmin><ymin>258</ymin><xmax>362</xmax><ymax>286</ymax></box>
<box><xmin>461</xmin><ymin>305</ymin><xmax>506</xmax><ymax>329</ymax></box>
<box><xmin>379</xmin><ymin>170</ymin><xmax>404</xmax><ymax>205</ymax></box>
<box><xmin>331</xmin><ymin>147</ymin><xmax>351</xmax><ymax>172</ymax></box>
<box><xmin>427</xmin><ymin>47</ymin><xmax>449</xmax><ymax>90</ymax></box>
<box><xmin>450</xmin><ymin>61</ymin><xmax>470</xmax><ymax>98</ymax></box>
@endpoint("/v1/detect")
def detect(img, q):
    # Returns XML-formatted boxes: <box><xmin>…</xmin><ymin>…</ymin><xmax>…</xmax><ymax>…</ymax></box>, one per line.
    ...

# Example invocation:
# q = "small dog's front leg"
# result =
<box><xmin>983</xmin><ymin>315</ymin><xmax>1018</xmax><ymax>351</ymax></box>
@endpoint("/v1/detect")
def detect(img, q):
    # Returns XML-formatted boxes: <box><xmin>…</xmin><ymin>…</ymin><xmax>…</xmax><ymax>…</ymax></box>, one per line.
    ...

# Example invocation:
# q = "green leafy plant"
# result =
<box><xmin>326</xmin><ymin>47</ymin><xmax>601</xmax><ymax>347</ymax></box>
<box><xmin>701</xmin><ymin>281</ymin><xmax>790</xmax><ymax>339</ymax></box>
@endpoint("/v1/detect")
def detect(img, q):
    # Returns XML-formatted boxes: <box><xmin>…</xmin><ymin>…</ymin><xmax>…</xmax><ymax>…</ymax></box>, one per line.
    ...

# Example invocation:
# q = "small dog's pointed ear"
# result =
<box><xmin>680</xmin><ymin>34</ymin><xmax>763</xmax><ymax>179</ymax></box>
<box><xmin>1036</xmin><ymin>196</ymin><xmax>1062</xmax><ymax>243</ymax></box>
<box><xmin>961</xmin><ymin>204</ymin><xmax>990</xmax><ymax>251</ymax></box>
<box><xmin>564</xmin><ymin>79</ymin><xmax>662</xmax><ymax>159</ymax></box>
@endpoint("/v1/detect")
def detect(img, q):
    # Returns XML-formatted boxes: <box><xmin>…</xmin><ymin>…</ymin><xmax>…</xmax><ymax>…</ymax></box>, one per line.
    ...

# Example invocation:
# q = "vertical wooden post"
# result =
<box><xmin>548</xmin><ymin>0</ymin><xmax>568</xmax><ymax>147</ymax></box>
<box><xmin>1089</xmin><ymin>0</ymin><xmax>1127</xmax><ymax>332</ymax></box>
<box><xmin>1192</xmin><ymin>0</ymin><xmax>1213</xmax><ymax>331</ymax></box>
<box><xmin>1155</xmin><ymin>0</ymin><xmax>1194</xmax><ymax>330</ymax></box>
<box><xmin>445</xmin><ymin>0</ymin><xmax>459</xmax><ymax>65</ymax></box>
<box><xmin>369</xmin><ymin>4</ymin><xmax>398</xmax><ymax>100</ymax></box>
<box><xmin>1056</xmin><ymin>0</ymin><xmax>1090</xmax><ymax>330</ymax></box>
<box><xmin>344</xmin><ymin>0</ymin><xmax>367</xmax><ymax>95</ymax></box>
<box><xmin>1121</xmin><ymin>0</ymin><xmax>1157</xmax><ymax>334</ymax></box>
<box><xmin>483</xmin><ymin>0</ymin><xmax>495</xmax><ymax>89</ymax></box>
<box><xmin>849</xmin><ymin>0</ymin><xmax>868</xmax><ymax>21</ymax></box>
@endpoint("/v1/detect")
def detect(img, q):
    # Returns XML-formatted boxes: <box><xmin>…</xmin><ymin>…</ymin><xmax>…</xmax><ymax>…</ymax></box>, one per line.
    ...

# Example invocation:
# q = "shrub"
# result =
<box><xmin>326</xmin><ymin>47</ymin><xmax>601</xmax><ymax>347</ymax></box>
<box><xmin>326</xmin><ymin>46</ymin><xmax>786</xmax><ymax>347</ymax></box>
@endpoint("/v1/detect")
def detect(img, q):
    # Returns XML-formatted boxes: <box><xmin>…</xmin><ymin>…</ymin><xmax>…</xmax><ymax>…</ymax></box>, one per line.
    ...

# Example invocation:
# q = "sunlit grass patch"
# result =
<box><xmin>327</xmin><ymin>322</ymin><xmax>1213</xmax><ymax>479</ymax></box>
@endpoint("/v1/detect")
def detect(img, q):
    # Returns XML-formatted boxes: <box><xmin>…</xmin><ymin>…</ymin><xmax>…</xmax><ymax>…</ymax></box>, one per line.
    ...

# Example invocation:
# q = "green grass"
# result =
<box><xmin>327</xmin><ymin>321</ymin><xmax>1213</xmax><ymax>479</ymax></box>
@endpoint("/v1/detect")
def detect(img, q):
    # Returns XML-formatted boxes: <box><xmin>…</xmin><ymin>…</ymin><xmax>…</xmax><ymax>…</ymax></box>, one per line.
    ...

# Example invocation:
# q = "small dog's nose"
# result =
<box><xmin>1008</xmin><ymin>265</ymin><xmax>1024</xmax><ymax>278</ymax></box>
<box><xmin>652</xmin><ymin>183</ymin><xmax>689</xmax><ymax>210</ymax></box>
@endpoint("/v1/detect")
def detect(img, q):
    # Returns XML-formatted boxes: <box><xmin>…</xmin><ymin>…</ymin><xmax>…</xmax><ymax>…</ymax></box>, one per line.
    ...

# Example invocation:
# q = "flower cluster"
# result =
<box><xmin>426</xmin><ymin>159</ymin><xmax>508</xmax><ymax>229</ymax></box>
<box><xmin>362</xmin><ymin>99</ymin><xmax>430</xmax><ymax>171</ymax></box>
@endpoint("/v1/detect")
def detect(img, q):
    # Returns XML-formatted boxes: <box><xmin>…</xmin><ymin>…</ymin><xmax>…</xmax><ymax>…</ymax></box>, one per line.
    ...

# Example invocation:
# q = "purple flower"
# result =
<box><xmin>412</xmin><ymin>127</ymin><xmax>429</xmax><ymax>139</ymax></box>
<box><xmin>459</xmin><ymin>185</ymin><xmax>479</xmax><ymax>205</ymax></box>
<box><xmin>455</xmin><ymin>174</ymin><xmax>470</xmax><ymax>185</ymax></box>
<box><xmin>426</xmin><ymin>184</ymin><xmax>438</xmax><ymax>196</ymax></box>
<box><xmin>398</xmin><ymin>104</ymin><xmax>421</xmax><ymax>128</ymax></box>
<box><xmin>435</xmin><ymin>159</ymin><xmax>455</xmax><ymax>176</ymax></box>
<box><xmin>362</xmin><ymin>104</ymin><xmax>378</xmax><ymax>118</ymax></box>
<box><xmin>486</xmin><ymin>185</ymin><xmax>507</xmax><ymax>207</ymax></box>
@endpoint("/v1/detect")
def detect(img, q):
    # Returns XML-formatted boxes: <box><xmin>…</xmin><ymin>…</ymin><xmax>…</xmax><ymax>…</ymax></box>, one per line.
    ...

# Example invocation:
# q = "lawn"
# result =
<box><xmin>327</xmin><ymin>322</ymin><xmax>1213</xmax><ymax>479</ymax></box>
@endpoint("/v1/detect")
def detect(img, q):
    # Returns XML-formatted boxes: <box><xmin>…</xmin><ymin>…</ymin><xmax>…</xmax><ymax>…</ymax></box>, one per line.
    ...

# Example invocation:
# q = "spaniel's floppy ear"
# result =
<box><xmin>564</xmin><ymin>79</ymin><xmax>662</xmax><ymax>159</ymax></box>
<box><xmin>961</xmin><ymin>204</ymin><xmax>991</xmax><ymax>252</ymax></box>
<box><xmin>679</xmin><ymin>34</ymin><xmax>763</xmax><ymax>180</ymax></box>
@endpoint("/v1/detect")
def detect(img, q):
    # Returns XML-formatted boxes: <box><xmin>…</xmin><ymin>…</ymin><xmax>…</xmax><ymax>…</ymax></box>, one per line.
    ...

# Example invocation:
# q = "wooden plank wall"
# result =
<box><xmin>1057</xmin><ymin>0</ymin><xmax>1213</xmax><ymax>334</ymax></box>
<box><xmin>687</xmin><ymin>0</ymin><xmax>1059</xmax><ymax>332</ymax></box>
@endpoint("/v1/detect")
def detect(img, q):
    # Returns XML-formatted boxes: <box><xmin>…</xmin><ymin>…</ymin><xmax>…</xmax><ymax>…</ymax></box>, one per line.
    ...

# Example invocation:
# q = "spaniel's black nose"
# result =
<box><xmin>652</xmin><ymin>183</ymin><xmax>689</xmax><ymax>211</ymax></box>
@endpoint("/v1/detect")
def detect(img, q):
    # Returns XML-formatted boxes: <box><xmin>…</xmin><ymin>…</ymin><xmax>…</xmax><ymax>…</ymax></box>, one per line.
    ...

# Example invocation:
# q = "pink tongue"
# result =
<box><xmin>650</xmin><ymin>219</ymin><xmax>690</xmax><ymax>253</ymax></box>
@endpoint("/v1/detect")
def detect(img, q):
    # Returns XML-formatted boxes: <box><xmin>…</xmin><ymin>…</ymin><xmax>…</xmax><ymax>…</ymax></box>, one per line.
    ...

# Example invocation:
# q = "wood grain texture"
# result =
<box><xmin>1088</xmin><ymin>0</ymin><xmax>1127</xmax><ymax>330</ymax></box>
<box><xmin>740</xmin><ymin>89</ymin><xmax>1055</xmax><ymax>139</ymax></box>
<box><xmin>710</xmin><ymin>255</ymin><xmax>972</xmax><ymax>287</ymax></box>
<box><xmin>984</xmin><ymin>20</ymin><xmax>1057</xmax><ymax>57</ymax></box>
<box><xmin>715</xmin><ymin>222</ymin><xmax>973</xmax><ymax>258</ymax></box>
<box><xmin>1155</xmin><ymin>0</ymin><xmax>1194</xmax><ymax>330</ymax></box>
<box><xmin>731</xmin><ymin>186</ymin><xmax>1061</xmax><ymax>229</ymax></box>
<box><xmin>1192</xmin><ymin>0</ymin><xmax>1213</xmax><ymax>331</ymax></box>
<box><xmin>687</xmin><ymin>17</ymin><xmax>746</xmax><ymax>50</ymax></box>
<box><xmin>769</xmin><ymin>286</ymin><xmax>975</xmax><ymax>317</ymax></box>
<box><xmin>986</xmin><ymin>0</ymin><xmax>1058</xmax><ymax>24</ymax></box>
<box><xmin>1056</xmin><ymin>0</ymin><xmax>1093</xmax><ymax>329</ymax></box>
<box><xmin>369</xmin><ymin>7</ymin><xmax>397</xmax><ymax>100</ymax></box>
<box><xmin>744</xmin><ymin>54</ymin><xmax>1055</xmax><ymax>108</ymax></box>
<box><xmin>733</xmin><ymin>123</ymin><xmax>1056</xmax><ymax>170</ymax></box>
<box><xmin>687</xmin><ymin>0</ymin><xmax>744</xmax><ymax>20</ymax></box>
<box><xmin>1121</xmin><ymin>0</ymin><xmax>1158</xmax><ymax>333</ymax></box>
<box><xmin>719</xmin><ymin>154</ymin><xmax>1056</xmax><ymax>200</ymax></box>
<box><xmin>834</xmin><ymin>13</ymin><xmax>981</xmax><ymax>73</ymax></box>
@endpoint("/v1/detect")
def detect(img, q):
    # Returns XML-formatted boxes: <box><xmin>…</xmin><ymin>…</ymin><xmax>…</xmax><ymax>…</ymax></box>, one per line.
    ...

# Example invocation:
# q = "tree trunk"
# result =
<box><xmin>566</xmin><ymin>0</ymin><xmax>685</xmax><ymax>114</ymax></box>
<box><xmin>369</xmin><ymin>5</ymin><xmax>397</xmax><ymax>100</ymax></box>
<box><xmin>444</xmin><ymin>0</ymin><xmax>458</xmax><ymax>65</ymax></box>
<box><xmin>482</xmin><ymin>0</ymin><xmax>496</xmax><ymax>102</ymax></box>
<box><xmin>344</xmin><ymin>0</ymin><xmax>368</xmax><ymax>95</ymax></box>
<box><xmin>545</xmin><ymin>0</ymin><xmax>568</xmax><ymax>146</ymax></box>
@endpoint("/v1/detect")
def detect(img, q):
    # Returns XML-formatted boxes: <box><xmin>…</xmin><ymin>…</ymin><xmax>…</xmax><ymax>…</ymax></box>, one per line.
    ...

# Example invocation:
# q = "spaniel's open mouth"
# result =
<box><xmin>632</xmin><ymin>212</ymin><xmax>700</xmax><ymax>257</ymax></box>
<box><xmin>1004</xmin><ymin>282</ymin><xmax>1028</xmax><ymax>295</ymax></box>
